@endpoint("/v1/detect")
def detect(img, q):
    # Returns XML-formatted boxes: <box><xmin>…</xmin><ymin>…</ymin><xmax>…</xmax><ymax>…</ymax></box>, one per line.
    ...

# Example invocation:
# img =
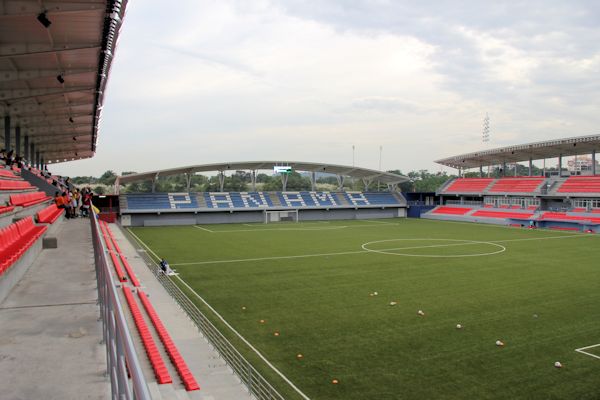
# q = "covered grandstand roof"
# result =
<box><xmin>0</xmin><ymin>0</ymin><xmax>128</xmax><ymax>163</ymax></box>
<box><xmin>436</xmin><ymin>134</ymin><xmax>600</xmax><ymax>169</ymax></box>
<box><xmin>117</xmin><ymin>161</ymin><xmax>409</xmax><ymax>185</ymax></box>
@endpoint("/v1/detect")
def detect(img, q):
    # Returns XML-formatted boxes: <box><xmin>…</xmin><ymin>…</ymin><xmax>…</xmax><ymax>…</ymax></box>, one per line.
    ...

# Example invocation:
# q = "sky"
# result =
<box><xmin>51</xmin><ymin>0</ymin><xmax>600</xmax><ymax>177</ymax></box>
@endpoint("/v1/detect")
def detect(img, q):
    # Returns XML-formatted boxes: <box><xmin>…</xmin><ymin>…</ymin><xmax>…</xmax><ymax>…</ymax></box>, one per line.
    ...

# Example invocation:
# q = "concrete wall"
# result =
<box><xmin>125</xmin><ymin>207</ymin><xmax>406</xmax><ymax>227</ymax></box>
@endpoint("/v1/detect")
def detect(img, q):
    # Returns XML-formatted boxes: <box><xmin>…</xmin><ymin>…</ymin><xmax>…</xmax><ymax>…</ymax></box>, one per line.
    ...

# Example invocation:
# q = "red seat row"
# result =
<box><xmin>541</xmin><ymin>212</ymin><xmax>600</xmax><ymax>224</ymax></box>
<box><xmin>122</xmin><ymin>287</ymin><xmax>173</xmax><ymax>384</ymax></box>
<box><xmin>36</xmin><ymin>204</ymin><xmax>64</xmax><ymax>224</ymax></box>
<box><xmin>0</xmin><ymin>216</ymin><xmax>47</xmax><ymax>274</ymax></box>
<box><xmin>489</xmin><ymin>178</ymin><xmax>544</xmax><ymax>193</ymax></box>
<box><xmin>100</xmin><ymin>221</ymin><xmax>140</xmax><ymax>286</ymax></box>
<box><xmin>9</xmin><ymin>191</ymin><xmax>51</xmax><ymax>207</ymax></box>
<box><xmin>432</xmin><ymin>206</ymin><xmax>472</xmax><ymax>215</ymax></box>
<box><xmin>0</xmin><ymin>179</ymin><xmax>34</xmax><ymax>191</ymax></box>
<box><xmin>99</xmin><ymin>221</ymin><xmax>127</xmax><ymax>282</ymax></box>
<box><xmin>472</xmin><ymin>210</ymin><xmax>534</xmax><ymax>219</ymax></box>
<box><xmin>572</xmin><ymin>207</ymin><xmax>587</xmax><ymax>213</ymax></box>
<box><xmin>0</xmin><ymin>205</ymin><xmax>15</xmax><ymax>215</ymax></box>
<box><xmin>557</xmin><ymin>176</ymin><xmax>600</xmax><ymax>193</ymax></box>
<box><xmin>444</xmin><ymin>178</ymin><xmax>494</xmax><ymax>193</ymax></box>
<box><xmin>137</xmin><ymin>290</ymin><xmax>200</xmax><ymax>391</ymax></box>
<box><xmin>0</xmin><ymin>169</ymin><xmax>17</xmax><ymax>178</ymax></box>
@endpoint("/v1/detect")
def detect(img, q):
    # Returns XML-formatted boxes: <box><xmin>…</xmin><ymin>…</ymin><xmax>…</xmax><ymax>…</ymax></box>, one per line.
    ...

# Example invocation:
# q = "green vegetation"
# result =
<box><xmin>129</xmin><ymin>219</ymin><xmax>600</xmax><ymax>400</ymax></box>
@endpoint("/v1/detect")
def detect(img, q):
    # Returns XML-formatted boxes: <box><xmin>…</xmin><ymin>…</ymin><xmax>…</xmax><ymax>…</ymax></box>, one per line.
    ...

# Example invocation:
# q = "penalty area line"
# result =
<box><xmin>194</xmin><ymin>225</ymin><xmax>214</xmax><ymax>233</ymax></box>
<box><xmin>575</xmin><ymin>344</ymin><xmax>600</xmax><ymax>360</ymax></box>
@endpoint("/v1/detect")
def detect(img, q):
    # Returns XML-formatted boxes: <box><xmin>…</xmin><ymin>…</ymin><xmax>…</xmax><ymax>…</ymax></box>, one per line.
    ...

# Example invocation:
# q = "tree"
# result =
<box><xmin>93</xmin><ymin>185</ymin><xmax>106</xmax><ymax>195</ymax></box>
<box><xmin>99</xmin><ymin>170</ymin><xmax>117</xmax><ymax>185</ymax></box>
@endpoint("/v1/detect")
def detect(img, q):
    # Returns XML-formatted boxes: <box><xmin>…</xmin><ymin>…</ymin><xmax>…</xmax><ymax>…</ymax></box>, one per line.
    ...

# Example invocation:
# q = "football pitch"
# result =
<box><xmin>128</xmin><ymin>218</ymin><xmax>600</xmax><ymax>400</ymax></box>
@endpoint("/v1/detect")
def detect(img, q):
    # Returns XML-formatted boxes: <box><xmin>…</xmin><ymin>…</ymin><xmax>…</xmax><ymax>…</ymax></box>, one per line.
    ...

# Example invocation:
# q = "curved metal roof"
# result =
<box><xmin>117</xmin><ymin>161</ymin><xmax>409</xmax><ymax>185</ymax></box>
<box><xmin>0</xmin><ymin>0</ymin><xmax>128</xmax><ymax>163</ymax></box>
<box><xmin>436</xmin><ymin>134</ymin><xmax>600</xmax><ymax>169</ymax></box>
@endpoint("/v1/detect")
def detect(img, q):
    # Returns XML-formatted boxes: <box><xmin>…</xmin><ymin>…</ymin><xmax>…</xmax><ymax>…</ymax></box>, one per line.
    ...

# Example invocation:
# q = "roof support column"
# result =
<box><xmin>311</xmin><ymin>171</ymin><xmax>316</xmax><ymax>191</ymax></box>
<box><xmin>218</xmin><ymin>171</ymin><xmax>225</xmax><ymax>192</ymax></box>
<box><xmin>4</xmin><ymin>116</ymin><xmax>10</xmax><ymax>151</ymax></box>
<box><xmin>251</xmin><ymin>170</ymin><xmax>257</xmax><ymax>191</ymax></box>
<box><xmin>15</xmin><ymin>126</ymin><xmax>21</xmax><ymax>156</ymax></box>
<box><xmin>592</xmin><ymin>151</ymin><xmax>596</xmax><ymax>176</ymax></box>
<box><xmin>514</xmin><ymin>163</ymin><xmax>517</xmax><ymax>177</ymax></box>
<box><xmin>40</xmin><ymin>155</ymin><xmax>44</xmax><ymax>171</ymax></box>
<box><xmin>362</xmin><ymin>178</ymin><xmax>372</xmax><ymax>191</ymax></box>
<box><xmin>480</xmin><ymin>166</ymin><xmax>483</xmax><ymax>178</ymax></box>
<box><xmin>543</xmin><ymin>159</ymin><xmax>546</xmax><ymax>177</ymax></box>
<box><xmin>558</xmin><ymin>154</ymin><xmax>563</xmax><ymax>177</ymax></box>
<box><xmin>151</xmin><ymin>173</ymin><xmax>159</xmax><ymax>193</ymax></box>
<box><xmin>23</xmin><ymin>135</ymin><xmax>29</xmax><ymax>160</ymax></box>
<box><xmin>185</xmin><ymin>173</ymin><xmax>192</xmax><ymax>192</ymax></box>
<box><xmin>529</xmin><ymin>159</ymin><xmax>533</xmax><ymax>176</ymax></box>
<box><xmin>35</xmin><ymin>151</ymin><xmax>40</xmax><ymax>169</ymax></box>
<box><xmin>30</xmin><ymin>143</ymin><xmax>34</xmax><ymax>167</ymax></box>
<box><xmin>336</xmin><ymin>175</ymin><xmax>345</xmax><ymax>191</ymax></box>
<box><xmin>280</xmin><ymin>172</ymin><xmax>288</xmax><ymax>191</ymax></box>
<box><xmin>502</xmin><ymin>162</ymin><xmax>506</xmax><ymax>176</ymax></box>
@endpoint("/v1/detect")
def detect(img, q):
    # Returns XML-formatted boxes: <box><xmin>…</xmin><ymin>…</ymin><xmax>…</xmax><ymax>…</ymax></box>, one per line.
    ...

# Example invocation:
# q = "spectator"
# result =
<box><xmin>55</xmin><ymin>191</ymin><xmax>68</xmax><ymax>217</ymax></box>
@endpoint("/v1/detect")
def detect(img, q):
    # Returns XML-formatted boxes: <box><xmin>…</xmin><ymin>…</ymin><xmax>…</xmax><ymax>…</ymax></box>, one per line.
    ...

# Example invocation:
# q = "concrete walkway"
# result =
<box><xmin>109</xmin><ymin>223</ymin><xmax>256</xmax><ymax>400</ymax></box>
<box><xmin>0</xmin><ymin>218</ymin><xmax>109</xmax><ymax>400</ymax></box>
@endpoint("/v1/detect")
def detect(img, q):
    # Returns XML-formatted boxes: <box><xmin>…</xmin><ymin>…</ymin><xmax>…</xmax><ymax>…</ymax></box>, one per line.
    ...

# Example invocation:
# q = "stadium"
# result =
<box><xmin>1</xmin><ymin>2</ymin><xmax>600</xmax><ymax>400</ymax></box>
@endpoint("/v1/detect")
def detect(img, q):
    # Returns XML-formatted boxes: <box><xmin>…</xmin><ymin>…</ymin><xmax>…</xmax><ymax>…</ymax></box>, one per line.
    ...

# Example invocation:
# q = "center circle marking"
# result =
<box><xmin>361</xmin><ymin>238</ymin><xmax>506</xmax><ymax>258</ymax></box>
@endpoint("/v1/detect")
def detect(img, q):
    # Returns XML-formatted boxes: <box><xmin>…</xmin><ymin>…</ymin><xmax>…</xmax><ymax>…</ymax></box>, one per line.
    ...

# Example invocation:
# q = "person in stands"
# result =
<box><xmin>81</xmin><ymin>189</ymin><xmax>91</xmax><ymax>217</ymax></box>
<box><xmin>62</xmin><ymin>191</ymin><xmax>73</xmax><ymax>218</ymax></box>
<box><xmin>55</xmin><ymin>191</ymin><xmax>68</xmax><ymax>218</ymax></box>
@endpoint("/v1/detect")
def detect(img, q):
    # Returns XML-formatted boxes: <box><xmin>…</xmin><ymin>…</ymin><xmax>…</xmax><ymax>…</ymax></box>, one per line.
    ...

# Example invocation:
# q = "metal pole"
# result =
<box><xmin>15</xmin><ymin>126</ymin><xmax>21</xmax><ymax>156</ymax></box>
<box><xmin>558</xmin><ymin>154</ymin><xmax>562</xmax><ymax>177</ymax></box>
<box><xmin>529</xmin><ymin>158</ymin><xmax>533</xmax><ymax>176</ymax></box>
<box><xmin>4</xmin><ymin>116</ymin><xmax>10</xmax><ymax>150</ymax></box>
<box><xmin>593</xmin><ymin>151</ymin><xmax>596</xmax><ymax>175</ymax></box>
<box><xmin>24</xmin><ymin>135</ymin><xmax>29</xmax><ymax>160</ymax></box>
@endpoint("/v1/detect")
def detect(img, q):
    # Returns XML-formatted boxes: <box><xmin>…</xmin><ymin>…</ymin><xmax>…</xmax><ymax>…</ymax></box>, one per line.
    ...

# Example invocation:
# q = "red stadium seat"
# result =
<box><xmin>488</xmin><ymin>177</ymin><xmax>545</xmax><ymax>193</ymax></box>
<box><xmin>557</xmin><ymin>176</ymin><xmax>600</xmax><ymax>193</ymax></box>
<box><xmin>444</xmin><ymin>178</ymin><xmax>494</xmax><ymax>193</ymax></box>
<box><xmin>9</xmin><ymin>192</ymin><xmax>51</xmax><ymax>207</ymax></box>
<box><xmin>0</xmin><ymin>216</ymin><xmax>47</xmax><ymax>275</ymax></box>
<box><xmin>431</xmin><ymin>206</ymin><xmax>472</xmax><ymax>215</ymax></box>
<box><xmin>0</xmin><ymin>179</ymin><xmax>35</xmax><ymax>191</ymax></box>
<box><xmin>36</xmin><ymin>204</ymin><xmax>64</xmax><ymax>224</ymax></box>
<box><xmin>471</xmin><ymin>210</ymin><xmax>534</xmax><ymax>219</ymax></box>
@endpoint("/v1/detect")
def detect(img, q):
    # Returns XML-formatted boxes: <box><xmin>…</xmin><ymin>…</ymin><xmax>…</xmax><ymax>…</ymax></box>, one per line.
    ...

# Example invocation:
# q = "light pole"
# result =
<box><xmin>378</xmin><ymin>145</ymin><xmax>382</xmax><ymax>191</ymax></box>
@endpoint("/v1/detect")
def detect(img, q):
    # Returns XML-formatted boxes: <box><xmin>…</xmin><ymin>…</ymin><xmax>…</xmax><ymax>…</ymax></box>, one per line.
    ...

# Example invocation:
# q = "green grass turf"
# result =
<box><xmin>129</xmin><ymin>218</ymin><xmax>600</xmax><ymax>400</ymax></box>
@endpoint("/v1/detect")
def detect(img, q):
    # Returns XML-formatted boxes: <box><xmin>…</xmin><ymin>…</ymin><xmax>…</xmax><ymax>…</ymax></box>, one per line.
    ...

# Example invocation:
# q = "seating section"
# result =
<box><xmin>557</xmin><ymin>176</ymin><xmax>600</xmax><ymax>193</ymax></box>
<box><xmin>0</xmin><ymin>216</ymin><xmax>47</xmax><ymax>275</ymax></box>
<box><xmin>126</xmin><ymin>191</ymin><xmax>402</xmax><ymax>210</ymax></box>
<box><xmin>99</xmin><ymin>222</ymin><xmax>127</xmax><ymax>282</ymax></box>
<box><xmin>10</xmin><ymin>191</ymin><xmax>51</xmax><ymax>207</ymax></box>
<box><xmin>540</xmin><ymin>212</ymin><xmax>600</xmax><ymax>224</ymax></box>
<box><xmin>0</xmin><ymin>179</ymin><xmax>35</xmax><ymax>191</ymax></box>
<box><xmin>471</xmin><ymin>210</ymin><xmax>534</xmax><ymax>219</ymax></box>
<box><xmin>431</xmin><ymin>206</ymin><xmax>472</xmax><ymax>215</ymax></box>
<box><xmin>444</xmin><ymin>178</ymin><xmax>494</xmax><ymax>193</ymax></box>
<box><xmin>100</xmin><ymin>221</ymin><xmax>141</xmax><ymax>287</ymax></box>
<box><xmin>122</xmin><ymin>287</ymin><xmax>173</xmax><ymax>384</ymax></box>
<box><xmin>137</xmin><ymin>289</ymin><xmax>200</xmax><ymax>391</ymax></box>
<box><xmin>0</xmin><ymin>205</ymin><xmax>15</xmax><ymax>215</ymax></box>
<box><xmin>126</xmin><ymin>193</ymin><xmax>198</xmax><ymax>210</ymax></box>
<box><xmin>36</xmin><ymin>204</ymin><xmax>64</xmax><ymax>224</ymax></box>
<box><xmin>572</xmin><ymin>207</ymin><xmax>587</xmax><ymax>213</ymax></box>
<box><xmin>0</xmin><ymin>170</ymin><xmax>18</xmax><ymax>179</ymax></box>
<box><xmin>489</xmin><ymin>177</ymin><xmax>544</xmax><ymax>193</ymax></box>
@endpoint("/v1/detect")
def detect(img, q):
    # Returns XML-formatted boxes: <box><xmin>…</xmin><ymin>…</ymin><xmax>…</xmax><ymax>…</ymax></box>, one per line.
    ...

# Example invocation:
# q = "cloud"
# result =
<box><xmin>49</xmin><ymin>0</ymin><xmax>600</xmax><ymax>178</ymax></box>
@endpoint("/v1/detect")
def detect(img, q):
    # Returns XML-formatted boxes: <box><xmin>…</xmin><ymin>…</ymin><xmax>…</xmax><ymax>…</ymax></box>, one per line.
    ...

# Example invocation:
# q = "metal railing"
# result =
<box><xmin>91</xmin><ymin>212</ymin><xmax>152</xmax><ymax>400</ymax></box>
<box><xmin>123</xmin><ymin>228</ymin><xmax>286</xmax><ymax>400</ymax></box>
<box><xmin>445</xmin><ymin>200</ymin><xmax>483</xmax><ymax>206</ymax></box>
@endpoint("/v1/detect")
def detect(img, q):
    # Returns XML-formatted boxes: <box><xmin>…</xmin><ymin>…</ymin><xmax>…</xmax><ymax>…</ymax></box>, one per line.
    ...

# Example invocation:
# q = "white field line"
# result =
<box><xmin>194</xmin><ymin>225</ymin><xmax>214</xmax><ymax>233</ymax></box>
<box><xmin>194</xmin><ymin>223</ymin><xmax>403</xmax><ymax>233</ymax></box>
<box><xmin>361</xmin><ymin>219</ymin><xmax>396</xmax><ymax>225</ymax></box>
<box><xmin>575</xmin><ymin>344</ymin><xmax>600</xmax><ymax>360</ymax></box>
<box><xmin>171</xmin><ymin>250</ymin><xmax>367</xmax><ymax>266</ymax></box>
<box><xmin>126</xmin><ymin>228</ymin><xmax>312</xmax><ymax>400</ymax></box>
<box><xmin>170</xmin><ymin>233</ymin><xmax>591</xmax><ymax>266</ymax></box>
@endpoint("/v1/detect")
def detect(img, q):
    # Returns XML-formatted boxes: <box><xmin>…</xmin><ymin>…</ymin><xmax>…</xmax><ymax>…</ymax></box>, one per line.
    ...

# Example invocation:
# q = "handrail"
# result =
<box><xmin>122</xmin><ymin>228</ymin><xmax>286</xmax><ymax>400</ymax></box>
<box><xmin>90</xmin><ymin>210</ymin><xmax>152</xmax><ymax>400</ymax></box>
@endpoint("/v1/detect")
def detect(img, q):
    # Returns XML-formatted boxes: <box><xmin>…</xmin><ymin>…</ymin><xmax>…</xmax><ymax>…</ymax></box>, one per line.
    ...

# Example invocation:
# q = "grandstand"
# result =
<box><xmin>116</xmin><ymin>162</ymin><xmax>409</xmax><ymax>226</ymax></box>
<box><xmin>424</xmin><ymin>134</ymin><xmax>600</xmax><ymax>232</ymax></box>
